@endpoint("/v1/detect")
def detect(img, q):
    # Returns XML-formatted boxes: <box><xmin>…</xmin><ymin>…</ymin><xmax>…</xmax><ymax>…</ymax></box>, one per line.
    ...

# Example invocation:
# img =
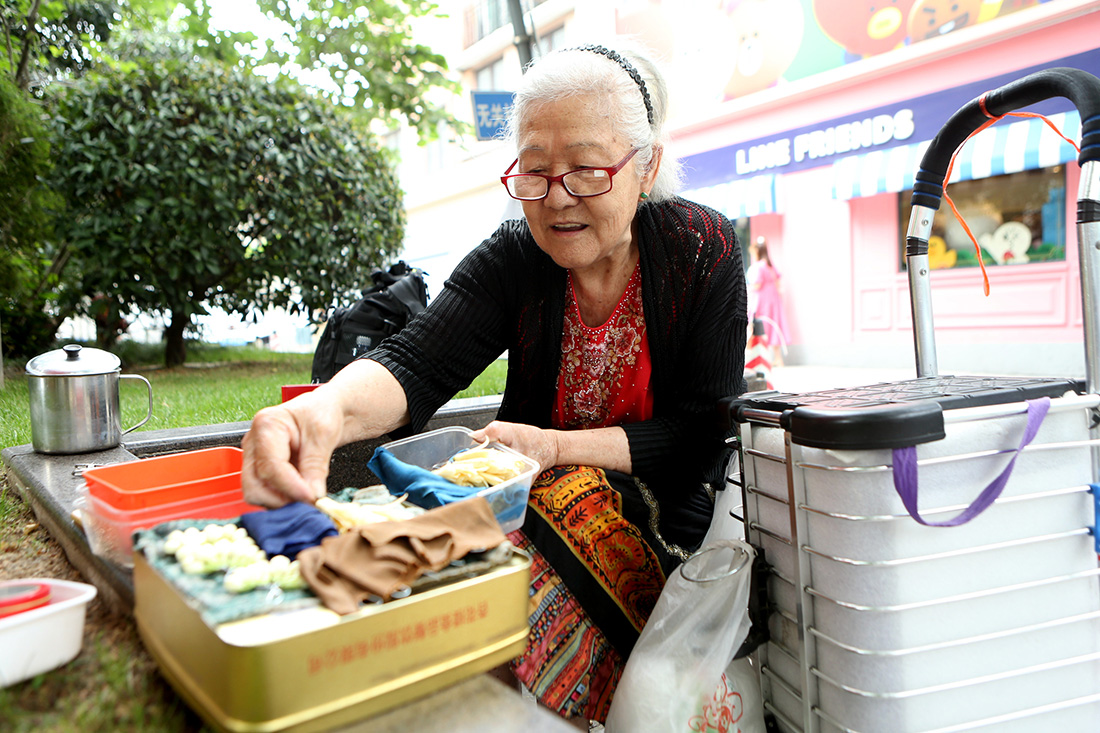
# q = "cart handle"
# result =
<box><xmin>903</xmin><ymin>67</ymin><xmax>1100</xmax><ymax>387</ymax></box>
<box><xmin>910</xmin><ymin>67</ymin><xmax>1100</xmax><ymax>211</ymax></box>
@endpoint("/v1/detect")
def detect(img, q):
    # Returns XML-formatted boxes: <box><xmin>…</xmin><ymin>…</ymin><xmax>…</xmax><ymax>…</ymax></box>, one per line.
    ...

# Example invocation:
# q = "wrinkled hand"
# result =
<box><xmin>241</xmin><ymin>392</ymin><xmax>345</xmax><ymax>508</ymax></box>
<box><xmin>470</xmin><ymin>421</ymin><xmax>560</xmax><ymax>474</ymax></box>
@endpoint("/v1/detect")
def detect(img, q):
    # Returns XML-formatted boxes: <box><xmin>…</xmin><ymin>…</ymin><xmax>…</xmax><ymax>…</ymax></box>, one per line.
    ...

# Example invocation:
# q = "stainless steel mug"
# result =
<box><xmin>25</xmin><ymin>344</ymin><xmax>153</xmax><ymax>454</ymax></box>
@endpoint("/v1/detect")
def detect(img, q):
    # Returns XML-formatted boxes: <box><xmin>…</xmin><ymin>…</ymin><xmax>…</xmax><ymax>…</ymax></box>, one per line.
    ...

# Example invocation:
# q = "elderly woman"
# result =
<box><xmin>241</xmin><ymin>43</ymin><xmax>747</xmax><ymax>727</ymax></box>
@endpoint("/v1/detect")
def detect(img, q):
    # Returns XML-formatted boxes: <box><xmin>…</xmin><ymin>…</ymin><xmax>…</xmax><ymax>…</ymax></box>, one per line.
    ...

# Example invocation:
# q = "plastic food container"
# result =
<box><xmin>0</xmin><ymin>578</ymin><xmax>97</xmax><ymax>688</ymax></box>
<box><xmin>83</xmin><ymin>446</ymin><xmax>244</xmax><ymax>510</ymax></box>
<box><xmin>0</xmin><ymin>581</ymin><xmax>51</xmax><ymax>619</ymax></box>
<box><xmin>381</xmin><ymin>427</ymin><xmax>539</xmax><ymax>534</ymax></box>
<box><xmin>76</xmin><ymin>486</ymin><xmax>262</xmax><ymax>568</ymax></box>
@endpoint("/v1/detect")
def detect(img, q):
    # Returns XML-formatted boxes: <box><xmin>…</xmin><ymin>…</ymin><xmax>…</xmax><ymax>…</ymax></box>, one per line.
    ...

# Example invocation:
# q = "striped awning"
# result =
<box><xmin>831</xmin><ymin>111</ymin><xmax>1081</xmax><ymax>200</ymax></box>
<box><xmin>685</xmin><ymin>173</ymin><xmax>781</xmax><ymax>219</ymax></box>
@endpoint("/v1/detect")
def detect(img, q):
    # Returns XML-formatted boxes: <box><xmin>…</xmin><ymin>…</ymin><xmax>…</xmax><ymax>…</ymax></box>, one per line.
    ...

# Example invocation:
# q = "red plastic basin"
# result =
<box><xmin>83</xmin><ymin>446</ymin><xmax>243</xmax><ymax>511</ymax></box>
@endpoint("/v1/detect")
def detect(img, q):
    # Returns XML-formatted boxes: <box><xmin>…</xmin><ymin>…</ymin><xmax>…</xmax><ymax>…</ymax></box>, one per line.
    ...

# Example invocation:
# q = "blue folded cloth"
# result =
<box><xmin>368</xmin><ymin>446</ymin><xmax>481</xmax><ymax>509</ymax></box>
<box><xmin>238</xmin><ymin>502</ymin><xmax>339</xmax><ymax>559</ymax></box>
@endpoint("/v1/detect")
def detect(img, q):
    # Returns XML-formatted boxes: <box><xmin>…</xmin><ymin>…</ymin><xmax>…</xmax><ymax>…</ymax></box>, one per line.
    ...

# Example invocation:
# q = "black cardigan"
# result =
<box><xmin>371</xmin><ymin>197</ymin><xmax>748</xmax><ymax>502</ymax></box>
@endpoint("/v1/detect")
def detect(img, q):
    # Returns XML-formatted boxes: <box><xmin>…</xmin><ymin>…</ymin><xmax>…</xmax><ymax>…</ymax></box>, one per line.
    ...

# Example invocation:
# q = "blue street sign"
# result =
<box><xmin>472</xmin><ymin>91</ymin><xmax>514</xmax><ymax>141</ymax></box>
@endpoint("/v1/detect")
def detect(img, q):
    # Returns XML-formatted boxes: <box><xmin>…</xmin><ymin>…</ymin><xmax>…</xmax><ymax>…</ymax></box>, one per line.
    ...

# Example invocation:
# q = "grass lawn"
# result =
<box><xmin>1</xmin><ymin>341</ymin><xmax>508</xmax><ymax>451</ymax></box>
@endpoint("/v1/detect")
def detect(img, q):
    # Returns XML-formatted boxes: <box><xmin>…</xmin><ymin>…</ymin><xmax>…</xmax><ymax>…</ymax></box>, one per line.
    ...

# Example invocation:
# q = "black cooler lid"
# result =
<box><xmin>722</xmin><ymin>374</ymin><xmax>1083</xmax><ymax>450</ymax></box>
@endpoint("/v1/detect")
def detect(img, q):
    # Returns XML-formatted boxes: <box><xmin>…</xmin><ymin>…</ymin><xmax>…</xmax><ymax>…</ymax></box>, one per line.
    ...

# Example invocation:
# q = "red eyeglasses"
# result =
<box><xmin>500</xmin><ymin>148</ymin><xmax>640</xmax><ymax>201</ymax></box>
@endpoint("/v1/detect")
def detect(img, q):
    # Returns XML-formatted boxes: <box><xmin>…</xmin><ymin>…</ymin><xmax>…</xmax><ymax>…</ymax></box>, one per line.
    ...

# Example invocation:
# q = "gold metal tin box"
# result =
<box><xmin>133</xmin><ymin>548</ymin><xmax>531</xmax><ymax>733</ymax></box>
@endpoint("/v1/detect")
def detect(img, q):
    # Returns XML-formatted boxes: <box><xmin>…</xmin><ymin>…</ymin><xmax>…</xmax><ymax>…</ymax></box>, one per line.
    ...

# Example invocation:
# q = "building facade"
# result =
<box><xmin>398</xmin><ymin>0</ymin><xmax>1100</xmax><ymax>378</ymax></box>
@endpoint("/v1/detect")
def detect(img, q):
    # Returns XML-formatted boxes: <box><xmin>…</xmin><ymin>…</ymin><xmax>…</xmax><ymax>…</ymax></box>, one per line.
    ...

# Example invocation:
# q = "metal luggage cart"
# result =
<box><xmin>724</xmin><ymin>68</ymin><xmax>1100</xmax><ymax>733</ymax></box>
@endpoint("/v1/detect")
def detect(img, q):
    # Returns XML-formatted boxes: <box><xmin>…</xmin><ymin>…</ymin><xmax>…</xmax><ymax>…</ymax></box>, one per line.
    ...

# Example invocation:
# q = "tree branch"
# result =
<box><xmin>14</xmin><ymin>0</ymin><xmax>42</xmax><ymax>91</ymax></box>
<box><xmin>33</xmin><ymin>243</ymin><xmax>71</xmax><ymax>299</ymax></box>
<box><xmin>3</xmin><ymin>13</ymin><xmax>16</xmax><ymax>77</ymax></box>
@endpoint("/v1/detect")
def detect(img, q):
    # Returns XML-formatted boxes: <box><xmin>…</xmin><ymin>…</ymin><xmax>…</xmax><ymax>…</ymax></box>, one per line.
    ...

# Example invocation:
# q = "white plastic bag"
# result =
<box><xmin>605</xmin><ymin>540</ymin><xmax>765</xmax><ymax>733</ymax></box>
<box><xmin>702</xmin><ymin>449</ymin><xmax>746</xmax><ymax>547</ymax></box>
<box><xmin>715</xmin><ymin>657</ymin><xmax>766</xmax><ymax>733</ymax></box>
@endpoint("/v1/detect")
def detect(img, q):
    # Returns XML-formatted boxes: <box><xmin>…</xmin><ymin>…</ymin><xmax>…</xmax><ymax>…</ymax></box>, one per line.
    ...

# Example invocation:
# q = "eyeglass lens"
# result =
<box><xmin>507</xmin><ymin>169</ymin><xmax>612</xmax><ymax>200</ymax></box>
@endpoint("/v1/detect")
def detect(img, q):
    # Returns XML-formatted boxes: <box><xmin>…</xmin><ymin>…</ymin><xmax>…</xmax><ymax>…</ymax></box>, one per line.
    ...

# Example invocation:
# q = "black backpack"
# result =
<box><xmin>310</xmin><ymin>261</ymin><xmax>429</xmax><ymax>383</ymax></box>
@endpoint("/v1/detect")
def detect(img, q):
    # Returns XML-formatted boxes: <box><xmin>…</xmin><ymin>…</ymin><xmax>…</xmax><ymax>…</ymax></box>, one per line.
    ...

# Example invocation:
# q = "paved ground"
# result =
<box><xmin>762</xmin><ymin>364</ymin><xmax>919</xmax><ymax>394</ymax></box>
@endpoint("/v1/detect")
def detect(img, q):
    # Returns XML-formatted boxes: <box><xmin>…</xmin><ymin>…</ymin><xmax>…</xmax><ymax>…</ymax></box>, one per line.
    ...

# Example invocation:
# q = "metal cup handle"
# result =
<box><xmin>119</xmin><ymin>374</ymin><xmax>153</xmax><ymax>435</ymax></box>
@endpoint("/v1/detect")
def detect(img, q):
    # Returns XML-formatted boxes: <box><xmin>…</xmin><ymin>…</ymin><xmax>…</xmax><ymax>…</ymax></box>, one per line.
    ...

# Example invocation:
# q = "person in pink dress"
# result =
<box><xmin>746</xmin><ymin>237</ymin><xmax>788</xmax><ymax>367</ymax></box>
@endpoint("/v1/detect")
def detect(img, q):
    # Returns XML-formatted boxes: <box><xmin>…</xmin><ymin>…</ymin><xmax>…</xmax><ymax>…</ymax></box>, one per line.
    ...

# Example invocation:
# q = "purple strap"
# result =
<box><xmin>892</xmin><ymin>397</ymin><xmax>1050</xmax><ymax>527</ymax></box>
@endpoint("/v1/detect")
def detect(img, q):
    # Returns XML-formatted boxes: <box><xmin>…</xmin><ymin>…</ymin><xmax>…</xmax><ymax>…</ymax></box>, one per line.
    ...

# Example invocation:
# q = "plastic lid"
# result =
<box><xmin>25</xmin><ymin>343</ymin><xmax>121</xmax><ymax>376</ymax></box>
<box><xmin>0</xmin><ymin>582</ymin><xmax>51</xmax><ymax>618</ymax></box>
<box><xmin>725</xmin><ymin>374</ymin><xmax>1082</xmax><ymax>448</ymax></box>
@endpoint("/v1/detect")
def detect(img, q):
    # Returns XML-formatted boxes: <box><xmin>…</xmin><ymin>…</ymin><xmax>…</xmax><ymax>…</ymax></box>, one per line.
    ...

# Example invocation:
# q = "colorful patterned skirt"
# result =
<box><xmin>506</xmin><ymin>464</ymin><xmax>695</xmax><ymax>723</ymax></box>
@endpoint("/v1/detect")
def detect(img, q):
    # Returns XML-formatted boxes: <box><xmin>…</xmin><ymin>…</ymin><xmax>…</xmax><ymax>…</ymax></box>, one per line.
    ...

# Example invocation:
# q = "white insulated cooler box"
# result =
<box><xmin>726</xmin><ymin>377</ymin><xmax>1100</xmax><ymax>733</ymax></box>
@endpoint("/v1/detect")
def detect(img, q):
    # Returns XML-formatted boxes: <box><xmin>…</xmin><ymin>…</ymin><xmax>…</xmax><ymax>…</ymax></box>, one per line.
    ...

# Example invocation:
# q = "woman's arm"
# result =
<box><xmin>472</xmin><ymin>421</ymin><xmax>631</xmax><ymax>475</ymax></box>
<box><xmin>370</xmin><ymin>225</ymin><xmax>528</xmax><ymax>432</ymax></box>
<box><xmin>240</xmin><ymin>358</ymin><xmax>409</xmax><ymax>507</ymax></box>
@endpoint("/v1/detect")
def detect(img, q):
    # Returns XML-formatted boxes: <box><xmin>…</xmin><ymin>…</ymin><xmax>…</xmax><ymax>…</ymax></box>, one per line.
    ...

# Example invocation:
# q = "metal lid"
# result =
<box><xmin>25</xmin><ymin>344</ymin><xmax>121</xmax><ymax>376</ymax></box>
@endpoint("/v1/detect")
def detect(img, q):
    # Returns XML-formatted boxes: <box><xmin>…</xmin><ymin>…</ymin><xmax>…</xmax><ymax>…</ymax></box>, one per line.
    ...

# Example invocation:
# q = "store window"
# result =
<box><xmin>897</xmin><ymin>166</ymin><xmax>1067</xmax><ymax>271</ymax></box>
<box><xmin>475</xmin><ymin>56</ymin><xmax>509</xmax><ymax>90</ymax></box>
<box><xmin>465</xmin><ymin>0</ymin><xmax>550</xmax><ymax>47</ymax></box>
<box><xmin>536</xmin><ymin>25</ymin><xmax>566</xmax><ymax>57</ymax></box>
<box><xmin>470</xmin><ymin>0</ymin><xmax>510</xmax><ymax>43</ymax></box>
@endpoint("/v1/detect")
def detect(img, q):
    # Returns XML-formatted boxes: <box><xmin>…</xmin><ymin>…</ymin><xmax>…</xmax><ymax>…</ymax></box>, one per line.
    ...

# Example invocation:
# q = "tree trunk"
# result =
<box><xmin>94</xmin><ymin>303</ymin><xmax>127</xmax><ymax>351</ymax></box>
<box><xmin>14</xmin><ymin>0</ymin><xmax>43</xmax><ymax>91</ymax></box>
<box><xmin>164</xmin><ymin>311</ymin><xmax>188</xmax><ymax>367</ymax></box>
<box><xmin>96</xmin><ymin>326</ymin><xmax>117</xmax><ymax>351</ymax></box>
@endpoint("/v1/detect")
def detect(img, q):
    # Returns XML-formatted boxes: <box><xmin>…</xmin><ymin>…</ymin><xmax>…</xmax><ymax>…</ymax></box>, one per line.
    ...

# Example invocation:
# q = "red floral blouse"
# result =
<box><xmin>553</xmin><ymin>265</ymin><xmax>653</xmax><ymax>430</ymax></box>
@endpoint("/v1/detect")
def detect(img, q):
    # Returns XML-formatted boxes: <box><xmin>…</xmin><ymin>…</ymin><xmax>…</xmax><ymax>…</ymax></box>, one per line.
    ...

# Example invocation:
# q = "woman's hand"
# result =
<box><xmin>240</xmin><ymin>359</ymin><xmax>411</xmax><ymax>508</ymax></box>
<box><xmin>240</xmin><ymin>391</ymin><xmax>345</xmax><ymax>508</ymax></box>
<box><xmin>471</xmin><ymin>421</ymin><xmax>562</xmax><ymax>474</ymax></box>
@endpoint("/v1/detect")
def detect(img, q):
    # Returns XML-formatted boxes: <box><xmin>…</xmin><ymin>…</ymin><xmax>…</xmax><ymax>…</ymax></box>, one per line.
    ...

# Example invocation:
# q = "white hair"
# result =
<box><xmin>503</xmin><ymin>43</ymin><xmax>683</xmax><ymax>202</ymax></box>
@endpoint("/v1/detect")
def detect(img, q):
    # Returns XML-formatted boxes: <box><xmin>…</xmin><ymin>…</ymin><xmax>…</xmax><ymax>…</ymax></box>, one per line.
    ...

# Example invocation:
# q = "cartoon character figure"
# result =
<box><xmin>977</xmin><ymin>0</ymin><xmax>1004</xmax><ymax>22</ymax></box>
<box><xmin>928</xmin><ymin>235</ymin><xmax>958</xmax><ymax>269</ymax></box>
<box><xmin>989</xmin><ymin>0</ymin><xmax>1041</xmax><ymax>21</ymax></box>
<box><xmin>908</xmin><ymin>0</ymin><xmax>985</xmax><ymax>41</ymax></box>
<box><xmin>942</xmin><ymin>208</ymin><xmax>1000</xmax><ymax>255</ymax></box>
<box><xmin>979</xmin><ymin>221</ymin><xmax>1032</xmax><ymax>265</ymax></box>
<box><xmin>614</xmin><ymin>1</ymin><xmax>677</xmax><ymax>60</ymax></box>
<box><xmin>722</xmin><ymin>0</ymin><xmax>804</xmax><ymax>99</ymax></box>
<box><xmin>813</xmin><ymin>0</ymin><xmax>916</xmax><ymax>58</ymax></box>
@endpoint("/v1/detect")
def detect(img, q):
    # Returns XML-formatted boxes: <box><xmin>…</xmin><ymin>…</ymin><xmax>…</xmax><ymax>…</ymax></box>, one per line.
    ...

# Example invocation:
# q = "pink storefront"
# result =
<box><xmin>662</xmin><ymin>0</ymin><xmax>1100</xmax><ymax>378</ymax></box>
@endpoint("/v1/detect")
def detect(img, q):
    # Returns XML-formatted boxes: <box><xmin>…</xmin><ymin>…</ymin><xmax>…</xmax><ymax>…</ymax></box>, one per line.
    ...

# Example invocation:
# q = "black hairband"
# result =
<box><xmin>573</xmin><ymin>44</ymin><xmax>655</xmax><ymax>126</ymax></box>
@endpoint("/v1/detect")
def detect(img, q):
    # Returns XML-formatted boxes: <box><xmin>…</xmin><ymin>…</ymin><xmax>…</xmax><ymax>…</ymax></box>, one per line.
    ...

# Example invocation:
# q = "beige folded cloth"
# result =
<box><xmin>297</xmin><ymin>497</ymin><xmax>506</xmax><ymax>614</ymax></box>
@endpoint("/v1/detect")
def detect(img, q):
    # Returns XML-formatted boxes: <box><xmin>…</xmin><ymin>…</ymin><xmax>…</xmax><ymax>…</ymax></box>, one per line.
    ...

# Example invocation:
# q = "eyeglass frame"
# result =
<box><xmin>500</xmin><ymin>147</ymin><xmax>641</xmax><ymax>201</ymax></box>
